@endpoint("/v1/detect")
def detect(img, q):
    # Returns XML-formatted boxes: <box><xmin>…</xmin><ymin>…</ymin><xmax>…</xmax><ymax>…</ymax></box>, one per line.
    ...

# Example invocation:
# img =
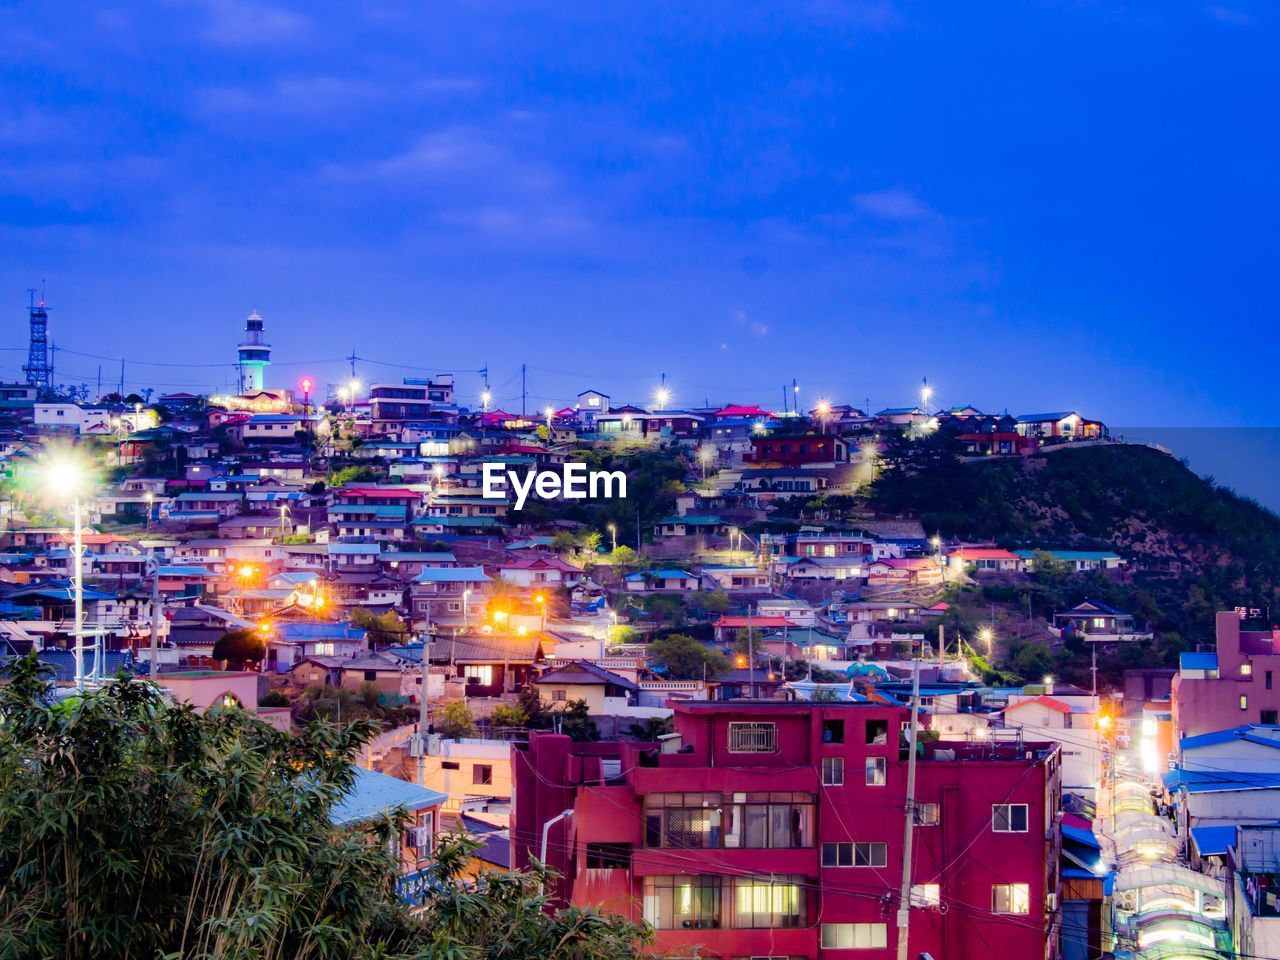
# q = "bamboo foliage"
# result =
<box><xmin>0</xmin><ymin>656</ymin><xmax>648</xmax><ymax>960</ymax></box>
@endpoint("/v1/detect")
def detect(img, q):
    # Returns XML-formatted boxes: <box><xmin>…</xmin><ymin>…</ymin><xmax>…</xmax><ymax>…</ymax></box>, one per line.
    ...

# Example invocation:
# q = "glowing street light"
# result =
<box><xmin>535</xmin><ymin>592</ymin><xmax>546</xmax><ymax>630</ymax></box>
<box><xmin>978</xmin><ymin>627</ymin><xmax>993</xmax><ymax>654</ymax></box>
<box><xmin>920</xmin><ymin>382</ymin><xmax>933</xmax><ymax>415</ymax></box>
<box><xmin>654</xmin><ymin>386</ymin><xmax>671</xmax><ymax>411</ymax></box>
<box><xmin>815</xmin><ymin>399</ymin><xmax>831</xmax><ymax>434</ymax></box>
<box><xmin>544</xmin><ymin>405</ymin><xmax>555</xmax><ymax>445</ymax></box>
<box><xmin>697</xmin><ymin>445</ymin><xmax>715</xmax><ymax>481</ymax></box>
<box><xmin>41</xmin><ymin>455</ymin><xmax>94</xmax><ymax>689</ymax></box>
<box><xmin>463</xmin><ymin>588</ymin><xmax>472</xmax><ymax>630</ymax></box>
<box><xmin>606</xmin><ymin>522</ymin><xmax>617</xmax><ymax>553</ymax></box>
<box><xmin>480</xmin><ymin>389</ymin><xmax>492</xmax><ymax>413</ymax></box>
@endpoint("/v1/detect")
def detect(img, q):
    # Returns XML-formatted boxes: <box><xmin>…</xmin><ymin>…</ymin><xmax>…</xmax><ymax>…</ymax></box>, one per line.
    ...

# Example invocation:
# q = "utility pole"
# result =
<box><xmin>938</xmin><ymin>623</ymin><xmax>944</xmax><ymax>671</ymax></box>
<box><xmin>148</xmin><ymin>557</ymin><xmax>162</xmax><ymax>682</ymax></box>
<box><xmin>896</xmin><ymin>646</ymin><xmax>922</xmax><ymax>960</ymax></box>
<box><xmin>1091</xmin><ymin>644</ymin><xmax>1098</xmax><ymax>698</ymax></box>
<box><xmin>417</xmin><ymin>634</ymin><xmax>432</xmax><ymax>788</ymax></box>
<box><xmin>521</xmin><ymin>363</ymin><xmax>527</xmax><ymax>416</ymax></box>
<box><xmin>748</xmin><ymin>604</ymin><xmax>755</xmax><ymax>698</ymax></box>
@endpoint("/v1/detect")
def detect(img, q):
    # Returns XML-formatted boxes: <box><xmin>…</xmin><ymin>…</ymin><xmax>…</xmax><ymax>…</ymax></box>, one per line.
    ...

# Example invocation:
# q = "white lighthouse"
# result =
<box><xmin>237</xmin><ymin>310</ymin><xmax>271</xmax><ymax>394</ymax></box>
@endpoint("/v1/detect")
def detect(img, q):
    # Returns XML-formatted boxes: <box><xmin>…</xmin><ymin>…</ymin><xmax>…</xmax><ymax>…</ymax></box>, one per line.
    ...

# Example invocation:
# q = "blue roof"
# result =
<box><xmin>1015</xmin><ymin>411</ymin><xmax>1076</xmax><ymax>422</ymax></box>
<box><xmin>273</xmin><ymin>622</ymin><xmax>366</xmax><ymax>642</ymax></box>
<box><xmin>1062</xmin><ymin>823</ymin><xmax>1102</xmax><ymax>850</ymax></box>
<box><xmin>412</xmin><ymin>515</ymin><xmax>501</xmax><ymax>527</ymax></box>
<box><xmin>158</xmin><ymin>565</ymin><xmax>210</xmax><ymax>577</ymax></box>
<box><xmin>327</xmin><ymin>542</ymin><xmax>382</xmax><ymax>554</ymax></box>
<box><xmin>1181</xmin><ymin>725</ymin><xmax>1280</xmax><ymax>751</ymax></box>
<box><xmin>1180</xmin><ymin>652</ymin><xmax>1219</xmax><ymax>671</ymax></box>
<box><xmin>329</xmin><ymin>504</ymin><xmax>408</xmax><ymax>520</ymax></box>
<box><xmin>1190</xmin><ymin>825</ymin><xmax>1238</xmax><ymax>858</ymax></box>
<box><xmin>1013</xmin><ymin>549</ymin><xmax>1120</xmax><ymax>561</ymax></box>
<box><xmin>624</xmin><ymin>569</ymin><xmax>697</xmax><ymax>580</ymax></box>
<box><xmin>412</xmin><ymin>566</ymin><xmax>490</xmax><ymax>583</ymax></box>
<box><xmin>329</xmin><ymin>766</ymin><xmax>446</xmax><ymax>828</ymax></box>
<box><xmin>381</xmin><ymin>551</ymin><xmax>456</xmax><ymax>562</ymax></box>
<box><xmin>1164</xmin><ymin>767</ymin><xmax>1280</xmax><ymax>794</ymax></box>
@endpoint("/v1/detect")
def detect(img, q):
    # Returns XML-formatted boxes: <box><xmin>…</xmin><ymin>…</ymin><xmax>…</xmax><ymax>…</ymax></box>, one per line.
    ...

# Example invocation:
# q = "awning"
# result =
<box><xmin>1190</xmin><ymin>825</ymin><xmax>1236</xmax><ymax>858</ymax></box>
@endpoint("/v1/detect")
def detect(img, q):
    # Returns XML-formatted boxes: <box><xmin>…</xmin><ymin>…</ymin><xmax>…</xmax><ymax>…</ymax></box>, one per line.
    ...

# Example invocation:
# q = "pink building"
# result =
<box><xmin>156</xmin><ymin>670</ymin><xmax>291</xmax><ymax>731</ymax></box>
<box><xmin>1173</xmin><ymin>610</ymin><xmax>1280</xmax><ymax>740</ymax></box>
<box><xmin>513</xmin><ymin>700</ymin><xmax>1062</xmax><ymax>959</ymax></box>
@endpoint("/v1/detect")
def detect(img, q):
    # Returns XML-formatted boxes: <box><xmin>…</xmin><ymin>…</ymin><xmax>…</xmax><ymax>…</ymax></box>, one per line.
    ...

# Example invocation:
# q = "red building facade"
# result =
<box><xmin>513</xmin><ymin>701</ymin><xmax>1063</xmax><ymax>959</ymax></box>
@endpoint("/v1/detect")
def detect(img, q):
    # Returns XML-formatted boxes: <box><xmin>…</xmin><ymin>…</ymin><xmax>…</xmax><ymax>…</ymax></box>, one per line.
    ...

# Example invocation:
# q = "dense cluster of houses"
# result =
<box><xmin>0</xmin><ymin>325</ymin><xmax>1260</xmax><ymax>958</ymax></box>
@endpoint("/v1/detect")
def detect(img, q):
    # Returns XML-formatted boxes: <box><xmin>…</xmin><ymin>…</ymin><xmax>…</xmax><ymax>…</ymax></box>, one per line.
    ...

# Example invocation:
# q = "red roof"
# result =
<box><xmin>713</xmin><ymin>615</ymin><xmax>792</xmax><ymax>629</ymax></box>
<box><xmin>480</xmin><ymin>410</ymin><xmax>518</xmax><ymax>425</ymax></box>
<box><xmin>873</xmin><ymin>558</ymin><xmax>938</xmax><ymax>570</ymax></box>
<box><xmin>951</xmin><ymin>548</ymin><xmax>1020</xmax><ymax>561</ymax></box>
<box><xmin>338</xmin><ymin>487</ymin><xmax>422</xmax><ymax>499</ymax></box>
<box><xmin>56</xmin><ymin>533</ymin><xmax>126</xmax><ymax>546</ymax></box>
<box><xmin>500</xmin><ymin>555</ymin><xmax>581</xmax><ymax>572</ymax></box>
<box><xmin>1003</xmin><ymin>695</ymin><xmax>1071</xmax><ymax>715</ymax></box>
<box><xmin>716</xmin><ymin>405</ymin><xmax>776</xmax><ymax>418</ymax></box>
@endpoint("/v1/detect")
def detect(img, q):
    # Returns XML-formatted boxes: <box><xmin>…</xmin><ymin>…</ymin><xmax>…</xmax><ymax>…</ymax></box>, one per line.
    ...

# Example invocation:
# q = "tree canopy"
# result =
<box><xmin>0</xmin><ymin>656</ymin><xmax>647</xmax><ymax>959</ymax></box>
<box><xmin>648</xmin><ymin>633</ymin><xmax>729</xmax><ymax>680</ymax></box>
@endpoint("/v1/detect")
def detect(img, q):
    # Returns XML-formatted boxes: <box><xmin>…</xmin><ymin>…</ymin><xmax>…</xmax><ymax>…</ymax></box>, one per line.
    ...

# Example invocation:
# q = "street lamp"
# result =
<box><xmin>463</xmin><ymin>588</ymin><xmax>472</xmax><ymax>631</ymax></box>
<box><xmin>815</xmin><ymin>399</ymin><xmax>831</xmax><ymax>434</ymax></box>
<box><xmin>698</xmin><ymin>445</ymin><xmax>714</xmax><ymax>481</ymax></box>
<box><xmin>654</xmin><ymin>386</ymin><xmax>671</xmax><ymax>411</ymax></box>
<box><xmin>535</xmin><ymin>593</ymin><xmax>546</xmax><ymax>631</ymax></box>
<box><xmin>480</xmin><ymin>389</ymin><xmax>491</xmax><ymax>413</ymax></box>
<box><xmin>42</xmin><ymin>455</ymin><xmax>91</xmax><ymax>690</ymax></box>
<box><xmin>544</xmin><ymin>405</ymin><xmax>555</xmax><ymax>445</ymax></box>
<box><xmin>920</xmin><ymin>382</ymin><xmax>933</xmax><ymax>415</ymax></box>
<box><xmin>606</xmin><ymin>522</ymin><xmax>617</xmax><ymax>553</ymax></box>
<box><xmin>978</xmin><ymin>627</ymin><xmax>993</xmax><ymax>655</ymax></box>
<box><xmin>144</xmin><ymin>491</ymin><xmax>154</xmax><ymax>532</ymax></box>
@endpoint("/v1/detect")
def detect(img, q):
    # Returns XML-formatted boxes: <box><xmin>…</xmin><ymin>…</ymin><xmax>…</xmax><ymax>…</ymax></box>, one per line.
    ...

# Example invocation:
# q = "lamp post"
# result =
<box><xmin>607</xmin><ymin>522</ymin><xmax>617</xmax><ymax>554</ymax></box>
<box><xmin>45</xmin><ymin>457</ymin><xmax>89</xmax><ymax>690</ymax></box>
<box><xmin>544</xmin><ymin>406</ymin><xmax>555</xmax><ymax>448</ymax></box>
<box><xmin>144</xmin><ymin>491</ymin><xmax>154</xmax><ymax>532</ymax></box>
<box><xmin>463</xmin><ymin>588</ymin><xmax>472</xmax><ymax>631</ymax></box>
<box><xmin>698</xmin><ymin>446</ymin><xmax>714</xmax><ymax>482</ymax></box>
<box><xmin>654</xmin><ymin>386</ymin><xmax>671</xmax><ymax>412</ymax></box>
<box><xmin>920</xmin><ymin>381</ymin><xmax>933</xmax><ymax>417</ymax></box>
<box><xmin>815</xmin><ymin>399</ymin><xmax>831</xmax><ymax>434</ymax></box>
<box><xmin>480</xmin><ymin>389</ymin><xmax>491</xmax><ymax>414</ymax></box>
<box><xmin>535</xmin><ymin>593</ymin><xmax>546</xmax><ymax>631</ymax></box>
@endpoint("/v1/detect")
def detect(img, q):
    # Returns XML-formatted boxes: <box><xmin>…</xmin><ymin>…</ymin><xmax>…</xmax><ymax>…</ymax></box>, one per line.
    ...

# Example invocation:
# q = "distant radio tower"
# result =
<box><xmin>22</xmin><ymin>289</ymin><xmax>52</xmax><ymax>393</ymax></box>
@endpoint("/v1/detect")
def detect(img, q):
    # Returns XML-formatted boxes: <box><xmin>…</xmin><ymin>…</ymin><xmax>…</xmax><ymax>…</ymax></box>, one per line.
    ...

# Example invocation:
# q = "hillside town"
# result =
<box><xmin>0</xmin><ymin>307</ymin><xmax>1275</xmax><ymax>960</ymax></box>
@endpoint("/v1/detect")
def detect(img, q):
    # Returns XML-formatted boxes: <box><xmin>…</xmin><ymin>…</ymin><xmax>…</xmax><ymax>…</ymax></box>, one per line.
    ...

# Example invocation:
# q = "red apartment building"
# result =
<box><xmin>513</xmin><ymin>701</ymin><xmax>1062</xmax><ymax>959</ymax></box>
<box><xmin>1173</xmin><ymin>609</ymin><xmax>1280</xmax><ymax>740</ymax></box>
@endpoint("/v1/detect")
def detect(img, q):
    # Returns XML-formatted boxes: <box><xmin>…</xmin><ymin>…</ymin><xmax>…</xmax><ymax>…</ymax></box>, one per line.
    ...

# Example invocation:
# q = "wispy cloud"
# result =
<box><xmin>853</xmin><ymin>187</ymin><xmax>935</xmax><ymax>222</ymax></box>
<box><xmin>198</xmin><ymin>75</ymin><xmax>478</xmax><ymax>114</ymax></box>
<box><xmin>190</xmin><ymin>0</ymin><xmax>309</xmax><ymax>47</ymax></box>
<box><xmin>1205</xmin><ymin>5</ymin><xmax>1252</xmax><ymax>26</ymax></box>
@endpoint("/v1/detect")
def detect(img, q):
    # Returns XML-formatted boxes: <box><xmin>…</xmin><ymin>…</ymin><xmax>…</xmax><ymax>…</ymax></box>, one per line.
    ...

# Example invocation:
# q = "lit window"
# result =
<box><xmin>1242</xmin><ymin>663</ymin><xmax>1253</xmax><ymax>677</ymax></box>
<box><xmin>993</xmin><ymin>804</ymin><xmax>1029</xmax><ymax>833</ymax></box>
<box><xmin>916</xmin><ymin>803</ymin><xmax>941</xmax><ymax>826</ymax></box>
<box><xmin>992</xmin><ymin>883</ymin><xmax>1030</xmax><ymax>914</ymax></box>
<box><xmin>1241</xmin><ymin>695</ymin><xmax>1249</xmax><ymax>711</ymax></box>
<box><xmin>821</xmin><ymin>923</ymin><xmax>887</xmax><ymax>949</ymax></box>
<box><xmin>911</xmin><ymin>883</ymin><xmax>941</xmax><ymax>907</ymax></box>
<box><xmin>865</xmin><ymin>757</ymin><xmax>887</xmax><ymax>785</ymax></box>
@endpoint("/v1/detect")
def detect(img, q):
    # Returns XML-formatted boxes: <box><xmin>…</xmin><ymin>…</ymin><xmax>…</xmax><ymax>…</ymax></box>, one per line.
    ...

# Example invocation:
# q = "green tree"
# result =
<box><xmin>516</xmin><ymin>684</ymin><xmax>551</xmax><ymax>728</ymax></box>
<box><xmin>0</xmin><ymin>656</ymin><xmax>646</xmax><ymax>959</ymax></box>
<box><xmin>489</xmin><ymin>703</ymin><xmax>528</xmax><ymax>728</ymax></box>
<box><xmin>649</xmin><ymin>633</ymin><xmax>729</xmax><ymax>680</ymax></box>
<box><xmin>351</xmin><ymin>607</ymin><xmax>411</xmax><ymax>648</ymax></box>
<box><xmin>556</xmin><ymin>699</ymin><xmax>599</xmax><ymax>742</ymax></box>
<box><xmin>609</xmin><ymin>545</ymin><xmax>638</xmax><ymax>567</ymax></box>
<box><xmin>211</xmin><ymin>627</ymin><xmax>266</xmax><ymax>667</ymax></box>
<box><xmin>436</xmin><ymin>700</ymin><xmax>477</xmax><ymax>740</ymax></box>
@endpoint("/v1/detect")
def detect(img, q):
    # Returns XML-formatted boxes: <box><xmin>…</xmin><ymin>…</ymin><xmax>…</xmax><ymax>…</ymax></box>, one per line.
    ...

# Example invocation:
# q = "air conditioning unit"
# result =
<box><xmin>1045</xmin><ymin>893</ymin><xmax>1058</xmax><ymax>911</ymax></box>
<box><xmin>408</xmin><ymin>825</ymin><xmax>431</xmax><ymax>850</ymax></box>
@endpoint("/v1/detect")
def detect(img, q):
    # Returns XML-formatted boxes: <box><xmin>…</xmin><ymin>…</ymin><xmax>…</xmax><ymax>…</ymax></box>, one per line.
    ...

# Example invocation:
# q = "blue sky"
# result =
<box><xmin>0</xmin><ymin>0</ymin><xmax>1275</xmax><ymax>423</ymax></box>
